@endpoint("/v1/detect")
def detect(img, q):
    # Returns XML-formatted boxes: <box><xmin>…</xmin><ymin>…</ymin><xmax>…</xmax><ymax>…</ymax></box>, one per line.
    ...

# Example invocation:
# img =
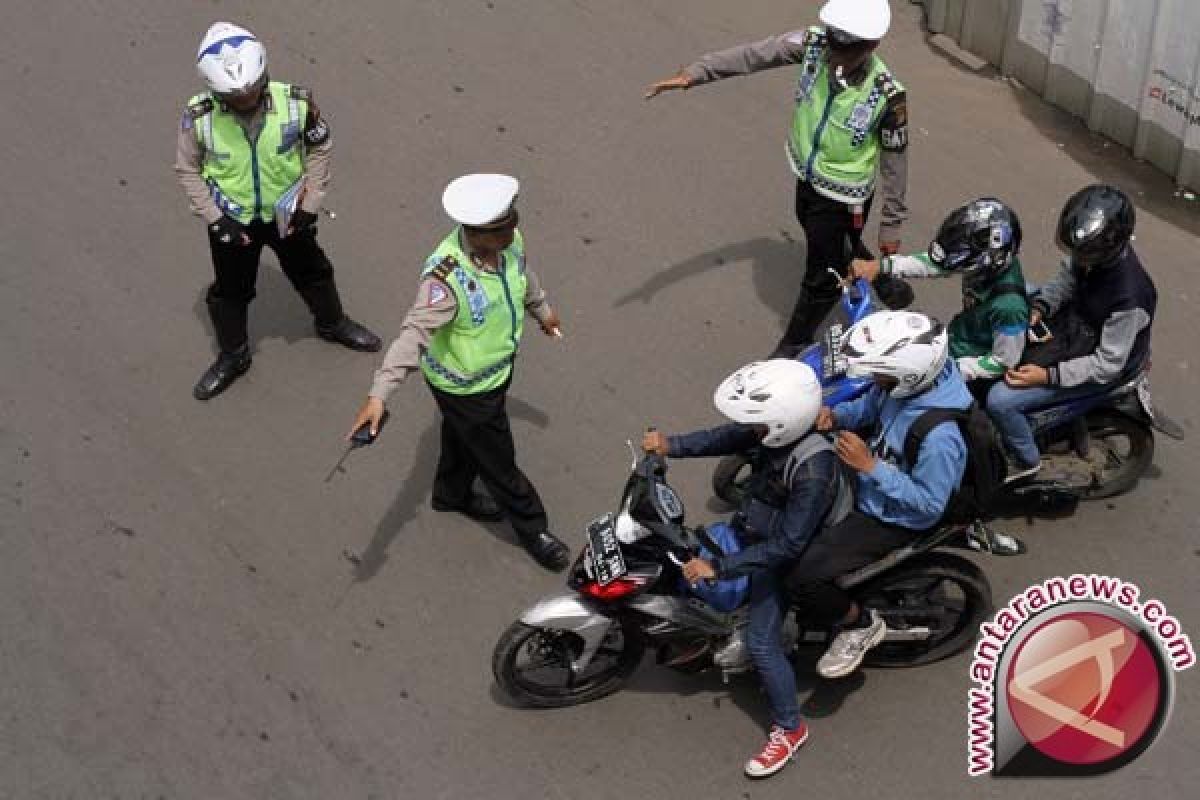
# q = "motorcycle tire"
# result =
<box><xmin>711</xmin><ymin>453</ymin><xmax>753</xmax><ymax>508</ymax></box>
<box><xmin>859</xmin><ymin>553</ymin><xmax>992</xmax><ymax>668</ymax></box>
<box><xmin>1080</xmin><ymin>411</ymin><xmax>1154</xmax><ymax>500</ymax></box>
<box><xmin>492</xmin><ymin>620</ymin><xmax>644</xmax><ymax>709</ymax></box>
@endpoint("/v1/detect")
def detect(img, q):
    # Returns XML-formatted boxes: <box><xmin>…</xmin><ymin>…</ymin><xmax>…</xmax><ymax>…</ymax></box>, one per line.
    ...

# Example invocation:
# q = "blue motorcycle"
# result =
<box><xmin>711</xmin><ymin>277</ymin><xmax>1185</xmax><ymax>506</ymax></box>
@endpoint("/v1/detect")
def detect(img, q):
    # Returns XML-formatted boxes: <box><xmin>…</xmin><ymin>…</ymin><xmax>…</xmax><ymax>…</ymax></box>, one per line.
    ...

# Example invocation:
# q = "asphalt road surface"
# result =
<box><xmin>2</xmin><ymin>1</ymin><xmax>1197</xmax><ymax>798</ymax></box>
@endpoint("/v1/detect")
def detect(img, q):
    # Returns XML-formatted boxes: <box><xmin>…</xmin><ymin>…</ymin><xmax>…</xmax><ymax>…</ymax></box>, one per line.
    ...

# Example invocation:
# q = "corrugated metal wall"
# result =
<box><xmin>923</xmin><ymin>0</ymin><xmax>1200</xmax><ymax>191</ymax></box>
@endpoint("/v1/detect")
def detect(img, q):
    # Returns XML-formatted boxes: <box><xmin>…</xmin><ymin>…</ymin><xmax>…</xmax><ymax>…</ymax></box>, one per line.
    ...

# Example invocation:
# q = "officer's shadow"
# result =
<box><xmin>350</xmin><ymin>396</ymin><xmax>551</xmax><ymax>583</ymax></box>
<box><xmin>612</xmin><ymin>234</ymin><xmax>808</xmax><ymax>325</ymax></box>
<box><xmin>191</xmin><ymin>260</ymin><xmax>318</xmax><ymax>351</ymax></box>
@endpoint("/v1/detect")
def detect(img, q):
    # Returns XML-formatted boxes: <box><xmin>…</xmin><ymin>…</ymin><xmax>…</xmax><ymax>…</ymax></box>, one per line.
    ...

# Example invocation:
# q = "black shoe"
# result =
<box><xmin>193</xmin><ymin>347</ymin><xmax>252</xmax><ymax>401</ymax></box>
<box><xmin>316</xmin><ymin>317</ymin><xmax>382</xmax><ymax>352</ymax></box>
<box><xmin>519</xmin><ymin>530</ymin><xmax>571</xmax><ymax>572</ymax></box>
<box><xmin>432</xmin><ymin>493</ymin><xmax>505</xmax><ymax>522</ymax></box>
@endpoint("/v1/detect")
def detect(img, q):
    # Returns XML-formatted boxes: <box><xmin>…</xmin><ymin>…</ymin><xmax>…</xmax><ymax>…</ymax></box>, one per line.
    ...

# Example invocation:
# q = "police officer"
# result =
<box><xmin>176</xmin><ymin>22</ymin><xmax>381</xmax><ymax>401</ymax></box>
<box><xmin>348</xmin><ymin>174</ymin><xmax>570</xmax><ymax>571</ymax></box>
<box><xmin>645</xmin><ymin>0</ymin><xmax>908</xmax><ymax>354</ymax></box>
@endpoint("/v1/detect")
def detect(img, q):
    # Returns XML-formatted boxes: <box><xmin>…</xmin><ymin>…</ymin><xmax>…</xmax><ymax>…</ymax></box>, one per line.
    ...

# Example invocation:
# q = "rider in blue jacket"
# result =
<box><xmin>790</xmin><ymin>311</ymin><xmax>971</xmax><ymax>679</ymax></box>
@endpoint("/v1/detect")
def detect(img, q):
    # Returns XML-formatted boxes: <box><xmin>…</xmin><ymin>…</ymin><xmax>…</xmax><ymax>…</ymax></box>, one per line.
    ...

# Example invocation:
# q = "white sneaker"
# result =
<box><xmin>1003</xmin><ymin>459</ymin><xmax>1042</xmax><ymax>484</ymax></box>
<box><xmin>817</xmin><ymin>609</ymin><xmax>887</xmax><ymax>679</ymax></box>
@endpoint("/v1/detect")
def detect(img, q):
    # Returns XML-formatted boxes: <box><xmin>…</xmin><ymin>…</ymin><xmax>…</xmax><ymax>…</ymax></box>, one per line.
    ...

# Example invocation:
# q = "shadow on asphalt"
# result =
<box><xmin>350</xmin><ymin>395</ymin><xmax>552</xmax><ymax>583</ymax></box>
<box><xmin>190</xmin><ymin>254</ymin><xmax>326</xmax><ymax>354</ymax></box>
<box><xmin>611</xmin><ymin>235</ymin><xmax>807</xmax><ymax>327</ymax></box>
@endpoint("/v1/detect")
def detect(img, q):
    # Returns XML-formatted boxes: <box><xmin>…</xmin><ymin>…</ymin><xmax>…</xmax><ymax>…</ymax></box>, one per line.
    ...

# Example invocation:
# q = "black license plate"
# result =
<box><xmin>586</xmin><ymin>513</ymin><xmax>626</xmax><ymax>586</ymax></box>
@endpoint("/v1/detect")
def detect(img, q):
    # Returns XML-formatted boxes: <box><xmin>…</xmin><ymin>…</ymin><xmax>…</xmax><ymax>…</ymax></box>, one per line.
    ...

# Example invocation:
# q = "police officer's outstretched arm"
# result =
<box><xmin>644</xmin><ymin>32</ymin><xmax>807</xmax><ymax>98</ymax></box>
<box><xmin>346</xmin><ymin>278</ymin><xmax>457</xmax><ymax>439</ymax></box>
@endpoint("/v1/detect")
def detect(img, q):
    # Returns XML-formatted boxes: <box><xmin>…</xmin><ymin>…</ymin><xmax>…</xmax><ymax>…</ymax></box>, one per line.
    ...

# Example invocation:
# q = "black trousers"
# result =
<box><xmin>204</xmin><ymin>221</ymin><xmax>344</xmax><ymax>352</ymax></box>
<box><xmin>428</xmin><ymin>380</ymin><xmax>548</xmax><ymax>537</ymax></box>
<box><xmin>785</xmin><ymin>511</ymin><xmax>913</xmax><ymax>627</ymax></box>
<box><xmin>777</xmin><ymin>180</ymin><xmax>875</xmax><ymax>351</ymax></box>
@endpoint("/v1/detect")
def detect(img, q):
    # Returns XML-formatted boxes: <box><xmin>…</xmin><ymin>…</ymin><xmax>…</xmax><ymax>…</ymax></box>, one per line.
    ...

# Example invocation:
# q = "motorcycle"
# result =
<box><xmin>712</xmin><ymin>279</ymin><xmax>1185</xmax><ymax>507</ymax></box>
<box><xmin>1006</xmin><ymin>365</ymin><xmax>1184</xmax><ymax>500</ymax></box>
<box><xmin>492</xmin><ymin>446</ymin><xmax>1020</xmax><ymax>709</ymax></box>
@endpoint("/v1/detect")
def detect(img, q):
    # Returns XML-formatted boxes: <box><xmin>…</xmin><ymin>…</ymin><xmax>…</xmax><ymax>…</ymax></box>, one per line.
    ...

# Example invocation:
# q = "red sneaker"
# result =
<box><xmin>743</xmin><ymin>723</ymin><xmax>810</xmax><ymax>778</ymax></box>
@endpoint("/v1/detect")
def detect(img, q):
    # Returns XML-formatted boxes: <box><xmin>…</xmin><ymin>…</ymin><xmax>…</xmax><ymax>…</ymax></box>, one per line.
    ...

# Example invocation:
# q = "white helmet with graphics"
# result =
<box><xmin>842</xmin><ymin>311</ymin><xmax>948</xmax><ymax>398</ymax></box>
<box><xmin>819</xmin><ymin>0</ymin><xmax>892</xmax><ymax>41</ymax></box>
<box><xmin>196</xmin><ymin>22</ymin><xmax>267</xmax><ymax>96</ymax></box>
<box><xmin>713</xmin><ymin>359</ymin><xmax>822</xmax><ymax>448</ymax></box>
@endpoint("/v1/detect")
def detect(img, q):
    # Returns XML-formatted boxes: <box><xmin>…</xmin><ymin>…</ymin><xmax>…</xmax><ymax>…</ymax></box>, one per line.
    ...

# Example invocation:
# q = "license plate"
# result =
<box><xmin>822</xmin><ymin>324</ymin><xmax>847</xmax><ymax>380</ymax></box>
<box><xmin>586</xmin><ymin>513</ymin><xmax>626</xmax><ymax>586</ymax></box>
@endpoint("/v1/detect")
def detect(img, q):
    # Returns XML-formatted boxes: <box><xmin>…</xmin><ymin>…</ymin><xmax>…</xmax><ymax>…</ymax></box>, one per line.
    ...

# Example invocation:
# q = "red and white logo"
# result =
<box><xmin>967</xmin><ymin>576</ymin><xmax>1192</xmax><ymax>778</ymax></box>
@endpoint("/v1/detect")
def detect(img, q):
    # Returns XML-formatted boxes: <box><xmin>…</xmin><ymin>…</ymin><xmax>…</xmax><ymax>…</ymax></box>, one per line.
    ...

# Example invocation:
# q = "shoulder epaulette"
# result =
<box><xmin>428</xmin><ymin>255</ymin><xmax>459</xmax><ymax>282</ymax></box>
<box><xmin>187</xmin><ymin>97</ymin><xmax>214</xmax><ymax>120</ymax></box>
<box><xmin>289</xmin><ymin>85</ymin><xmax>313</xmax><ymax>102</ymax></box>
<box><xmin>875</xmin><ymin>71</ymin><xmax>901</xmax><ymax>99</ymax></box>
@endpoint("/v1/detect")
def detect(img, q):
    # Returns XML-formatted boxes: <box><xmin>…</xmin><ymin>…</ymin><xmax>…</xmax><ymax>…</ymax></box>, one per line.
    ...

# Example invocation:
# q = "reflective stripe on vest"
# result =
<box><xmin>420</xmin><ymin>228</ymin><xmax>528</xmax><ymax>395</ymax></box>
<box><xmin>785</xmin><ymin>28</ymin><xmax>901</xmax><ymax>204</ymax></box>
<box><xmin>192</xmin><ymin>81</ymin><xmax>305</xmax><ymax>224</ymax></box>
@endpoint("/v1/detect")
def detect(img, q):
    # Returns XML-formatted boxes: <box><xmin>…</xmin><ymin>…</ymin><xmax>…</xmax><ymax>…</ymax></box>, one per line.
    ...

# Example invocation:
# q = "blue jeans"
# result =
<box><xmin>985</xmin><ymin>381</ymin><xmax>1103</xmax><ymax>467</ymax></box>
<box><xmin>747</xmin><ymin>569</ymin><xmax>800</xmax><ymax>730</ymax></box>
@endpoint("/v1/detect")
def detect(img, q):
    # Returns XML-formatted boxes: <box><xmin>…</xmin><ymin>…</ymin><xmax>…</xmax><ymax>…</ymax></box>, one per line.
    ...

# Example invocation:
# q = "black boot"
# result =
<box><xmin>194</xmin><ymin>296</ymin><xmax>252</xmax><ymax>401</ymax></box>
<box><xmin>193</xmin><ymin>345</ymin><xmax>252</xmax><ymax>400</ymax></box>
<box><xmin>518</xmin><ymin>530</ymin><xmax>571</xmax><ymax>572</ymax></box>
<box><xmin>298</xmin><ymin>280</ymin><xmax>382</xmax><ymax>352</ymax></box>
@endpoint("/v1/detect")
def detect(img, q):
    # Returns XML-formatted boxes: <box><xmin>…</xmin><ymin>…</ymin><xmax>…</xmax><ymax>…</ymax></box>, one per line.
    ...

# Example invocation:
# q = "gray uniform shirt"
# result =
<box><xmin>682</xmin><ymin>31</ymin><xmax>909</xmax><ymax>241</ymax></box>
<box><xmin>369</xmin><ymin>239</ymin><xmax>554</xmax><ymax>402</ymax></box>
<box><xmin>174</xmin><ymin>90</ymin><xmax>332</xmax><ymax>224</ymax></box>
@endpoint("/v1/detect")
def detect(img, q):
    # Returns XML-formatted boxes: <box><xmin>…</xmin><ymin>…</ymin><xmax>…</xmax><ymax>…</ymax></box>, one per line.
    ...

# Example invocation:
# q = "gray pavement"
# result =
<box><xmin>1</xmin><ymin>1</ymin><xmax>1197</xmax><ymax>798</ymax></box>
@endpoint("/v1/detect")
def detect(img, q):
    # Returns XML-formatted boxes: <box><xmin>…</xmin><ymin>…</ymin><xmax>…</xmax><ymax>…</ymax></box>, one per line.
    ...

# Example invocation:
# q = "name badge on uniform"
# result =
<box><xmin>465</xmin><ymin>275</ymin><xmax>490</xmax><ymax>325</ymax></box>
<box><xmin>847</xmin><ymin>102</ymin><xmax>874</xmax><ymax>134</ymax></box>
<box><xmin>795</xmin><ymin>65</ymin><xmax>819</xmax><ymax>104</ymax></box>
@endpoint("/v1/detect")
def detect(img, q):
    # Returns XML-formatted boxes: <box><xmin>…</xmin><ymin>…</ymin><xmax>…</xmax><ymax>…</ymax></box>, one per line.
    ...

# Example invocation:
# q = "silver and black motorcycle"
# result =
<box><xmin>492</xmin><ymin>446</ymin><xmax>1023</xmax><ymax>709</ymax></box>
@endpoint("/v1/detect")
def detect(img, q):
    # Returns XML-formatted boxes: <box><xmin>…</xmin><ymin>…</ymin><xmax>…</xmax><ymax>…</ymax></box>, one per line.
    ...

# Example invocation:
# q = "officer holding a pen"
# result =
<box><xmin>348</xmin><ymin>174</ymin><xmax>570</xmax><ymax>571</ymax></box>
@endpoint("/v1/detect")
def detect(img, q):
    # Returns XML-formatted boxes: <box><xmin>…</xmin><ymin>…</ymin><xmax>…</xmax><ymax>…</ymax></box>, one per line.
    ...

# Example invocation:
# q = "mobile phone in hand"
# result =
<box><xmin>1028</xmin><ymin>320</ymin><xmax>1053</xmax><ymax>343</ymax></box>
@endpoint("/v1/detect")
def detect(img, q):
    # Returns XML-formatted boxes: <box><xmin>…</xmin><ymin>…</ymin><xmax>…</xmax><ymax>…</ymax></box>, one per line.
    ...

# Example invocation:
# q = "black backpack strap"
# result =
<box><xmin>903</xmin><ymin>407</ymin><xmax>970</xmax><ymax>467</ymax></box>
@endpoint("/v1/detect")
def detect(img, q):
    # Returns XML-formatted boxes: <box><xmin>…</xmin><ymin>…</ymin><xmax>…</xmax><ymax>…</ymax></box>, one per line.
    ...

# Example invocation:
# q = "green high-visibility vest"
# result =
<box><xmin>786</xmin><ymin>27</ymin><xmax>902</xmax><ymax>204</ymax></box>
<box><xmin>420</xmin><ymin>228</ymin><xmax>528</xmax><ymax>395</ymax></box>
<box><xmin>190</xmin><ymin>81</ymin><xmax>307</xmax><ymax>224</ymax></box>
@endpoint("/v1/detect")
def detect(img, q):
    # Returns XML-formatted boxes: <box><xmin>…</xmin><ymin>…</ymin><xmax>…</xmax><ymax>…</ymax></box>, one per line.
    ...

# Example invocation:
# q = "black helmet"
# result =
<box><xmin>928</xmin><ymin>198</ymin><xmax>1022</xmax><ymax>288</ymax></box>
<box><xmin>1057</xmin><ymin>184</ymin><xmax>1135</xmax><ymax>271</ymax></box>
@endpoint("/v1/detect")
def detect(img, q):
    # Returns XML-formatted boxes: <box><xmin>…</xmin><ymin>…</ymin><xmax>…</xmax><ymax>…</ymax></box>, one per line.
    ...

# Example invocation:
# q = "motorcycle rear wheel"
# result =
<box><xmin>859</xmin><ymin>553</ymin><xmax>992</xmax><ymax>668</ymax></box>
<box><xmin>492</xmin><ymin>620</ymin><xmax>644</xmax><ymax>708</ymax></box>
<box><xmin>1079</xmin><ymin>411</ymin><xmax>1154</xmax><ymax>499</ymax></box>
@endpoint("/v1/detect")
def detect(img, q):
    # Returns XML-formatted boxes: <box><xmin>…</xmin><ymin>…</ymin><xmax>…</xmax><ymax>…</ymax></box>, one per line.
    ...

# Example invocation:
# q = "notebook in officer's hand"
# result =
<box><xmin>275</xmin><ymin>178</ymin><xmax>306</xmax><ymax>238</ymax></box>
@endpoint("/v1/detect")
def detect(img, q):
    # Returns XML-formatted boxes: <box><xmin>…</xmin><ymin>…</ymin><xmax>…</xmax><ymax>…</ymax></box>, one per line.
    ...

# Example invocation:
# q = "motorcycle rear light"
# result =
<box><xmin>579</xmin><ymin>576</ymin><xmax>650</xmax><ymax>601</ymax></box>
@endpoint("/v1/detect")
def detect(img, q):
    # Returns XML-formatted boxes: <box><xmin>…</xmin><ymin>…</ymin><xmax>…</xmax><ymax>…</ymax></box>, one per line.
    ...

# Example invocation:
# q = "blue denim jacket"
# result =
<box><xmin>667</xmin><ymin>423</ymin><xmax>839</xmax><ymax>579</ymax></box>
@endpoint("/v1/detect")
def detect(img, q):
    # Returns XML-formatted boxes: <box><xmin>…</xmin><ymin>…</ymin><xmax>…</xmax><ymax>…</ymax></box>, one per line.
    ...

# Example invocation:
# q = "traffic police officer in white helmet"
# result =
<box><xmin>348</xmin><ymin>175</ymin><xmax>570</xmax><ymax>572</ymax></box>
<box><xmin>645</xmin><ymin>0</ymin><xmax>910</xmax><ymax>356</ymax></box>
<box><xmin>177</xmin><ymin>22</ymin><xmax>381</xmax><ymax>401</ymax></box>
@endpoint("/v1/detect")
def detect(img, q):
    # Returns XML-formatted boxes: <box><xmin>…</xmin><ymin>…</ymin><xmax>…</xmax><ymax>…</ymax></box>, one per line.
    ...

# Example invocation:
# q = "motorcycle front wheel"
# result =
<box><xmin>492</xmin><ymin>620</ymin><xmax>645</xmax><ymax>708</ymax></box>
<box><xmin>711</xmin><ymin>453</ymin><xmax>753</xmax><ymax>508</ymax></box>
